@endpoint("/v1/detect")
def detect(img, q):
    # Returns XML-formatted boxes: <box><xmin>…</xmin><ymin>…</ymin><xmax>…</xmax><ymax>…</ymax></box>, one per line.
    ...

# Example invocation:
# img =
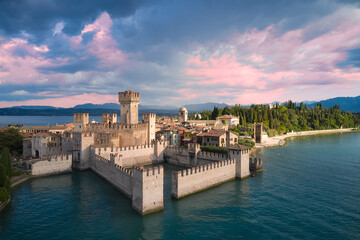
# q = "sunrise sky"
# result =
<box><xmin>0</xmin><ymin>0</ymin><xmax>359</xmax><ymax>108</ymax></box>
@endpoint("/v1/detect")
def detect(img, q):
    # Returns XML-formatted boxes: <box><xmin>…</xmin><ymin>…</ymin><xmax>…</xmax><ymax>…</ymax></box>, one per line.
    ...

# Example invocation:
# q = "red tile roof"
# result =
<box><xmin>197</xmin><ymin>130</ymin><xmax>226</xmax><ymax>137</ymax></box>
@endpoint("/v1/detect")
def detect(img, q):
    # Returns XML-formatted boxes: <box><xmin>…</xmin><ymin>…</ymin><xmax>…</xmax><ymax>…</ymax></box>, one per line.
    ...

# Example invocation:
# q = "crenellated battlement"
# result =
<box><xmin>142</xmin><ymin>113</ymin><xmax>156</xmax><ymax>118</ymax></box>
<box><xmin>165</xmin><ymin>146</ymin><xmax>189</xmax><ymax>155</ymax></box>
<box><xmin>118</xmin><ymin>90</ymin><xmax>140</xmax><ymax>103</ymax></box>
<box><xmin>188</xmin><ymin>143</ymin><xmax>200</xmax><ymax>149</ymax></box>
<box><xmin>95</xmin><ymin>143</ymin><xmax>154</xmax><ymax>155</ymax></box>
<box><xmin>102</xmin><ymin>113</ymin><xmax>117</xmax><ymax>124</ymax></box>
<box><xmin>42</xmin><ymin>153</ymin><xmax>72</xmax><ymax>161</ymax></box>
<box><xmin>95</xmin><ymin>154</ymin><xmax>110</xmax><ymax>163</ymax></box>
<box><xmin>229</xmin><ymin>149</ymin><xmax>250</xmax><ymax>155</ymax></box>
<box><xmin>85</xmin><ymin>122</ymin><xmax>148</xmax><ymax>132</ymax></box>
<box><xmin>32</xmin><ymin>154</ymin><xmax>72</xmax><ymax>176</ymax></box>
<box><xmin>172</xmin><ymin>158</ymin><xmax>237</xmax><ymax>199</ymax></box>
<box><xmin>133</xmin><ymin>165</ymin><xmax>163</xmax><ymax>177</ymax></box>
<box><xmin>82</xmin><ymin>132</ymin><xmax>93</xmax><ymax>137</ymax></box>
<box><xmin>74</xmin><ymin>113</ymin><xmax>89</xmax><ymax>123</ymax></box>
<box><xmin>174</xmin><ymin>159</ymin><xmax>235</xmax><ymax>177</ymax></box>
<box><xmin>94</xmin><ymin>154</ymin><xmax>133</xmax><ymax>176</ymax></box>
<box><xmin>197</xmin><ymin>151</ymin><xmax>228</xmax><ymax>160</ymax></box>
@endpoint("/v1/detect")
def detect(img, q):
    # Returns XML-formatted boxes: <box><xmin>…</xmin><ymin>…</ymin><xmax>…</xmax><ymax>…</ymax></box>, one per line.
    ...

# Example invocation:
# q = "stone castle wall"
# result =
<box><xmin>92</xmin><ymin>154</ymin><xmax>133</xmax><ymax>197</ymax></box>
<box><xmin>197</xmin><ymin>151</ymin><xmax>228</xmax><ymax>165</ymax></box>
<box><xmin>132</xmin><ymin>166</ymin><xmax>164</xmax><ymax>215</ymax></box>
<box><xmin>164</xmin><ymin>146</ymin><xmax>192</xmax><ymax>166</ymax></box>
<box><xmin>31</xmin><ymin>154</ymin><xmax>72</xmax><ymax>176</ymax></box>
<box><xmin>94</xmin><ymin>140</ymin><xmax>167</xmax><ymax>167</ymax></box>
<box><xmin>172</xmin><ymin>159</ymin><xmax>236</xmax><ymax>199</ymax></box>
<box><xmin>164</xmin><ymin>146</ymin><xmax>229</xmax><ymax>167</ymax></box>
<box><xmin>229</xmin><ymin>149</ymin><xmax>250</xmax><ymax>179</ymax></box>
<box><xmin>91</xmin><ymin>154</ymin><xmax>164</xmax><ymax>215</ymax></box>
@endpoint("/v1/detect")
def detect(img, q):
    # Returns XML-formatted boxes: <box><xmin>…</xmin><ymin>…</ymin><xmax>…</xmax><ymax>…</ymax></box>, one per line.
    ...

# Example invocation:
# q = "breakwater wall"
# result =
<box><xmin>31</xmin><ymin>154</ymin><xmax>72</xmax><ymax>176</ymax></box>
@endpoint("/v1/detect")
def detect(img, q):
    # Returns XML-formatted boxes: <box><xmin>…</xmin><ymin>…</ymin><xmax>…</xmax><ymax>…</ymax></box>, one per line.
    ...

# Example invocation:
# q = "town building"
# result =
<box><xmin>216</xmin><ymin>115</ymin><xmax>240</xmax><ymax>126</ymax></box>
<box><xmin>196</xmin><ymin>130</ymin><xmax>238</xmax><ymax>147</ymax></box>
<box><xmin>31</xmin><ymin>132</ymin><xmax>62</xmax><ymax>158</ymax></box>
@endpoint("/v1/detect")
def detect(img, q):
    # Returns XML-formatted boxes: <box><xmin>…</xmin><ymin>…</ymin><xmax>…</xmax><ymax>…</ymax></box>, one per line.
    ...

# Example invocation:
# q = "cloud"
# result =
<box><xmin>11</xmin><ymin>90</ymin><xmax>30</xmax><ymax>95</ymax></box>
<box><xmin>0</xmin><ymin>1</ymin><xmax>359</xmax><ymax>107</ymax></box>
<box><xmin>53</xmin><ymin>22</ymin><xmax>65</xmax><ymax>35</ymax></box>
<box><xmin>0</xmin><ymin>93</ymin><xmax>118</xmax><ymax>108</ymax></box>
<box><xmin>182</xmin><ymin>7</ymin><xmax>360</xmax><ymax>104</ymax></box>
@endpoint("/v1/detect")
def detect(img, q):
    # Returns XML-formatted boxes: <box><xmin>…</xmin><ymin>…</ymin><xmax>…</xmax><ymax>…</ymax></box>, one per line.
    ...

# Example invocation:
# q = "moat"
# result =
<box><xmin>1</xmin><ymin>133</ymin><xmax>359</xmax><ymax>239</ymax></box>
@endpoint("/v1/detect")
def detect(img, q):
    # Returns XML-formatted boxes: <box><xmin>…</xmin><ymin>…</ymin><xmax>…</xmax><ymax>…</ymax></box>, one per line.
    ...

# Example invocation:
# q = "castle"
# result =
<box><xmin>29</xmin><ymin>90</ymin><xmax>258</xmax><ymax>215</ymax></box>
<box><xmin>70</xmin><ymin>90</ymin><xmax>156</xmax><ymax>170</ymax></box>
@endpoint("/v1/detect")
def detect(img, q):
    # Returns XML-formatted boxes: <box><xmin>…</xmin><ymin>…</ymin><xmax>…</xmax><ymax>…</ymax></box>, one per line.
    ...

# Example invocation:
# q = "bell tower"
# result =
<box><xmin>118</xmin><ymin>90</ymin><xmax>140</xmax><ymax>125</ymax></box>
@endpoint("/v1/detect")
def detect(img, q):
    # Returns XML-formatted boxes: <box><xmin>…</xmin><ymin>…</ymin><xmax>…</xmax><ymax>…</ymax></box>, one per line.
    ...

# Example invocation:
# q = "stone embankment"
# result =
<box><xmin>256</xmin><ymin>128</ymin><xmax>357</xmax><ymax>148</ymax></box>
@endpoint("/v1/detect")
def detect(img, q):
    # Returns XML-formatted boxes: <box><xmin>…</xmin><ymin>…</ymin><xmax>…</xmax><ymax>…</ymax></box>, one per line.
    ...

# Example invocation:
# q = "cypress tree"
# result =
<box><xmin>0</xmin><ymin>148</ymin><xmax>11</xmax><ymax>177</ymax></box>
<box><xmin>0</xmin><ymin>164</ymin><xmax>5</xmax><ymax>187</ymax></box>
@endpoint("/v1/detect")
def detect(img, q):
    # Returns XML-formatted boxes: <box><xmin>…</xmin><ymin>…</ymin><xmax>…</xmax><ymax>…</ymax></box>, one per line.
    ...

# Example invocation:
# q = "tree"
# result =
<box><xmin>0</xmin><ymin>187</ymin><xmax>9</xmax><ymax>202</ymax></box>
<box><xmin>211</xmin><ymin>106</ymin><xmax>220</xmax><ymax>120</ymax></box>
<box><xmin>0</xmin><ymin>128</ymin><xmax>23</xmax><ymax>155</ymax></box>
<box><xmin>0</xmin><ymin>164</ymin><xmax>5</xmax><ymax>187</ymax></box>
<box><xmin>0</xmin><ymin>148</ymin><xmax>12</xmax><ymax>177</ymax></box>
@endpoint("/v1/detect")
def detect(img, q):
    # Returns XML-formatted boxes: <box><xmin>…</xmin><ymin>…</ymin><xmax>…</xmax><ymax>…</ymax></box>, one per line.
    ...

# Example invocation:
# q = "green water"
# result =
<box><xmin>0</xmin><ymin>133</ymin><xmax>359</xmax><ymax>239</ymax></box>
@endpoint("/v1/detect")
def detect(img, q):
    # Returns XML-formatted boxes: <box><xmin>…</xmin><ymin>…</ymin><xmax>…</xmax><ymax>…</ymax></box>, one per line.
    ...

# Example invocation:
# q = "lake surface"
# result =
<box><xmin>0</xmin><ymin>115</ymin><xmax>102</xmax><ymax>127</ymax></box>
<box><xmin>0</xmin><ymin>133</ymin><xmax>359</xmax><ymax>239</ymax></box>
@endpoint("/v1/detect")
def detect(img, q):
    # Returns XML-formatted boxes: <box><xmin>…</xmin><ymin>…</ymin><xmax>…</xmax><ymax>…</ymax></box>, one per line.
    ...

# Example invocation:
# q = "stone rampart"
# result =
<box><xmin>91</xmin><ymin>154</ymin><xmax>164</xmax><ymax>215</ymax></box>
<box><xmin>31</xmin><ymin>154</ymin><xmax>72</xmax><ymax>176</ymax></box>
<box><xmin>172</xmin><ymin>159</ymin><xmax>236</xmax><ymax>199</ymax></box>
<box><xmin>197</xmin><ymin>151</ymin><xmax>228</xmax><ymax>165</ymax></box>
<box><xmin>94</xmin><ymin>140</ymin><xmax>167</xmax><ymax>167</ymax></box>
<box><xmin>85</xmin><ymin>122</ymin><xmax>148</xmax><ymax>132</ymax></box>
<box><xmin>91</xmin><ymin>154</ymin><xmax>133</xmax><ymax>197</ymax></box>
<box><xmin>132</xmin><ymin>165</ymin><xmax>164</xmax><ymax>215</ymax></box>
<box><xmin>165</xmin><ymin>146</ymin><xmax>192</xmax><ymax>166</ymax></box>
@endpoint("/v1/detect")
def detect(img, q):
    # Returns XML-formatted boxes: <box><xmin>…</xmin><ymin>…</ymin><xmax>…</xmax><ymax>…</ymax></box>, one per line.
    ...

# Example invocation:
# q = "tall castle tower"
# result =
<box><xmin>74</xmin><ymin>113</ymin><xmax>89</xmax><ymax>132</ymax></box>
<box><xmin>118</xmin><ymin>90</ymin><xmax>140</xmax><ymax>125</ymax></box>
<box><xmin>142</xmin><ymin>113</ymin><xmax>156</xmax><ymax>144</ymax></box>
<box><xmin>179</xmin><ymin>106</ymin><xmax>188</xmax><ymax>122</ymax></box>
<box><xmin>102</xmin><ymin>113</ymin><xmax>117</xmax><ymax>124</ymax></box>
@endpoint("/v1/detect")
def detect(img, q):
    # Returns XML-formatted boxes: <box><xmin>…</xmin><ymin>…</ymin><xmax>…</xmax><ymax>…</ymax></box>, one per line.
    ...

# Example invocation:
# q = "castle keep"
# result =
<box><xmin>27</xmin><ymin>90</ymin><xmax>259</xmax><ymax>215</ymax></box>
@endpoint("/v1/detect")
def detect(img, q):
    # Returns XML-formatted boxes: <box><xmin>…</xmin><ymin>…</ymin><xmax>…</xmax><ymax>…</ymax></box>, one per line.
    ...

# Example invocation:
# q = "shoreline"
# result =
<box><xmin>255</xmin><ymin>128</ymin><xmax>358</xmax><ymax>148</ymax></box>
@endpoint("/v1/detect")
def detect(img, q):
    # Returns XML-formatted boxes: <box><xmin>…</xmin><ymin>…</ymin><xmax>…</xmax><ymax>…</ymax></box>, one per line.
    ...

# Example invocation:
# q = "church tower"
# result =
<box><xmin>179</xmin><ymin>106</ymin><xmax>188</xmax><ymax>123</ymax></box>
<box><xmin>118</xmin><ymin>90</ymin><xmax>140</xmax><ymax>125</ymax></box>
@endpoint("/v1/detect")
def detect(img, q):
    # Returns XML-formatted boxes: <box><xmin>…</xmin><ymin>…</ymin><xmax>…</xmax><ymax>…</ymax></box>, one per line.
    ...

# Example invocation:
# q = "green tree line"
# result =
<box><xmin>195</xmin><ymin>101</ymin><xmax>360</xmax><ymax>136</ymax></box>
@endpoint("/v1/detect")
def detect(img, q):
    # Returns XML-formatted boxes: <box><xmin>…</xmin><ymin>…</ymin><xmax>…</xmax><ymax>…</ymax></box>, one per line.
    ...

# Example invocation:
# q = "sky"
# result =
<box><xmin>0</xmin><ymin>0</ymin><xmax>359</xmax><ymax>108</ymax></box>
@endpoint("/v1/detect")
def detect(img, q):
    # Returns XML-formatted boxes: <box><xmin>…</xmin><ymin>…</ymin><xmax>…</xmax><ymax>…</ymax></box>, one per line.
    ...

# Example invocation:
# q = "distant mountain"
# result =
<box><xmin>139</xmin><ymin>104</ymin><xmax>178</xmax><ymax>110</ymax></box>
<box><xmin>1</xmin><ymin>96</ymin><xmax>359</xmax><ymax>116</ymax></box>
<box><xmin>74</xmin><ymin>103</ymin><xmax>119</xmax><ymax>109</ymax></box>
<box><xmin>9</xmin><ymin>105</ymin><xmax>59</xmax><ymax>110</ymax></box>
<box><xmin>308</xmin><ymin>96</ymin><xmax>360</xmax><ymax>113</ymax></box>
<box><xmin>184</xmin><ymin>103</ymin><xmax>231</xmax><ymax>112</ymax></box>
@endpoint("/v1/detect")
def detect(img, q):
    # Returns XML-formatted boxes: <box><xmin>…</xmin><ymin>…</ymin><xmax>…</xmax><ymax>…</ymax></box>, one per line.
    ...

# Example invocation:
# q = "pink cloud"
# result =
<box><xmin>177</xmin><ymin>88</ymin><xmax>199</xmax><ymax>99</ymax></box>
<box><xmin>185</xmin><ymin>7</ymin><xmax>360</xmax><ymax>104</ymax></box>
<box><xmin>186</xmin><ymin>54</ymin><xmax>301</xmax><ymax>89</ymax></box>
<box><xmin>229</xmin><ymin>89</ymin><xmax>287</xmax><ymax>105</ymax></box>
<box><xmin>0</xmin><ymin>93</ymin><xmax>118</xmax><ymax>108</ymax></box>
<box><xmin>70</xmin><ymin>12</ymin><xmax>127</xmax><ymax>67</ymax></box>
<box><xmin>0</xmin><ymin>38</ymin><xmax>68</xmax><ymax>85</ymax></box>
